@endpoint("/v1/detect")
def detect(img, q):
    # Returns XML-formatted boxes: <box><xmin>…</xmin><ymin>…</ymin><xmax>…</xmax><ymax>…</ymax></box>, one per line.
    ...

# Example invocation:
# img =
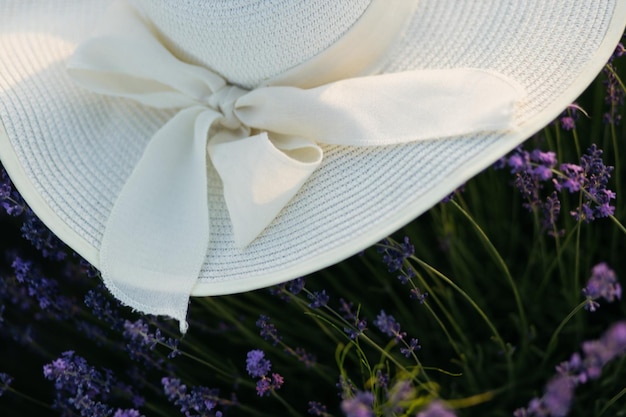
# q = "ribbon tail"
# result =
<box><xmin>236</xmin><ymin>68</ymin><xmax>525</xmax><ymax>146</ymax></box>
<box><xmin>100</xmin><ymin>107</ymin><xmax>215</xmax><ymax>333</ymax></box>
<box><xmin>209</xmin><ymin>133</ymin><xmax>322</xmax><ymax>248</ymax></box>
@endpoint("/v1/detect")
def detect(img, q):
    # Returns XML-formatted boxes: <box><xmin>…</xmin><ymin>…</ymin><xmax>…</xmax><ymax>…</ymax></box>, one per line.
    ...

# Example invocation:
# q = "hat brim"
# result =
<box><xmin>1</xmin><ymin>0</ymin><xmax>625</xmax><ymax>296</ymax></box>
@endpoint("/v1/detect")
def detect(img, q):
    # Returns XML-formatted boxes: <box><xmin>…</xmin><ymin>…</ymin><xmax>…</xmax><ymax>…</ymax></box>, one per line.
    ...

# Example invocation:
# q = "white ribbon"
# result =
<box><xmin>67</xmin><ymin>1</ymin><xmax>523</xmax><ymax>331</ymax></box>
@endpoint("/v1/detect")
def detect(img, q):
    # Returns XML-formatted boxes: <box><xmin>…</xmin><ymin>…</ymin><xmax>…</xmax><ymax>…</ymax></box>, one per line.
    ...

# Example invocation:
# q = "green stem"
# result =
<box><xmin>450</xmin><ymin>201</ymin><xmax>528</xmax><ymax>343</ymax></box>
<box><xmin>410</xmin><ymin>256</ymin><xmax>514</xmax><ymax>380</ymax></box>
<box><xmin>4</xmin><ymin>388</ymin><xmax>53</xmax><ymax>410</ymax></box>
<box><xmin>606</xmin><ymin>64</ymin><xmax>626</xmax><ymax>92</ymax></box>
<box><xmin>597</xmin><ymin>386</ymin><xmax>626</xmax><ymax>417</ymax></box>
<box><xmin>609</xmin><ymin>214</ymin><xmax>626</xmax><ymax>234</ymax></box>
<box><xmin>271</xmin><ymin>389</ymin><xmax>305</xmax><ymax>417</ymax></box>
<box><xmin>543</xmin><ymin>300</ymin><xmax>588</xmax><ymax>362</ymax></box>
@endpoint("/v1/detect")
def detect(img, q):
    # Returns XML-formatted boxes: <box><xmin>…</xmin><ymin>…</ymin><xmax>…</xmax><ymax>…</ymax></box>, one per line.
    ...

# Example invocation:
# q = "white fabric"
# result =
<box><xmin>66</xmin><ymin>0</ymin><xmax>522</xmax><ymax>331</ymax></box>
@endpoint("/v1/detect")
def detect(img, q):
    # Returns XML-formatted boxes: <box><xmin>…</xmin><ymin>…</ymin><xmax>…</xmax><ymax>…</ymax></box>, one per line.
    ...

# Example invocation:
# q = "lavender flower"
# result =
<box><xmin>308</xmin><ymin>401</ymin><xmax>328</xmax><ymax>416</ymax></box>
<box><xmin>256</xmin><ymin>316</ymin><xmax>316</xmax><ymax>367</ymax></box>
<box><xmin>337</xmin><ymin>375</ymin><xmax>357</xmax><ymax>398</ymax></box>
<box><xmin>603</xmin><ymin>43</ymin><xmax>625</xmax><ymax>125</ymax></box>
<box><xmin>517</xmin><ymin>321</ymin><xmax>626</xmax><ymax>416</ymax></box>
<box><xmin>375</xmin><ymin>370</ymin><xmax>389</xmax><ymax>389</ymax></box>
<box><xmin>560</xmin><ymin>116</ymin><xmax>576</xmax><ymax>130</ymax></box>
<box><xmin>291</xmin><ymin>347</ymin><xmax>317</xmax><ymax>368</ymax></box>
<box><xmin>0</xmin><ymin>372</ymin><xmax>12</xmax><ymax>397</ymax></box>
<box><xmin>44</xmin><ymin>351</ymin><xmax>143</xmax><ymax>416</ymax></box>
<box><xmin>269</xmin><ymin>277</ymin><xmax>306</xmax><ymax>301</ymax></box>
<box><xmin>542</xmin><ymin>376</ymin><xmax>575</xmax><ymax>417</ymax></box>
<box><xmin>161</xmin><ymin>377</ymin><xmax>225</xmax><ymax>416</ymax></box>
<box><xmin>400</xmin><ymin>338</ymin><xmax>421</xmax><ymax>358</ymax></box>
<box><xmin>554</xmin><ymin>164</ymin><xmax>582</xmax><ymax>193</ymax></box>
<box><xmin>416</xmin><ymin>401</ymin><xmax>457</xmax><ymax>417</ymax></box>
<box><xmin>20</xmin><ymin>207</ymin><xmax>67</xmax><ymax>260</ymax></box>
<box><xmin>0</xmin><ymin>167</ymin><xmax>25</xmax><ymax>216</ymax></box>
<box><xmin>582</xmin><ymin>262</ymin><xmax>621</xmax><ymax>311</ymax></box>
<box><xmin>10</xmin><ymin>256</ymin><xmax>74</xmax><ymax>319</ymax></box>
<box><xmin>245</xmin><ymin>350</ymin><xmax>284</xmax><ymax>397</ymax></box>
<box><xmin>162</xmin><ymin>376</ymin><xmax>187</xmax><ymax>403</ymax></box>
<box><xmin>186</xmin><ymin>386</ymin><xmax>223</xmax><ymax>415</ymax></box>
<box><xmin>307</xmin><ymin>290</ymin><xmax>329</xmax><ymax>309</ymax></box>
<box><xmin>410</xmin><ymin>288</ymin><xmax>429</xmax><ymax>304</ymax></box>
<box><xmin>378</xmin><ymin>237</ymin><xmax>415</xmax><ymax>276</ymax></box>
<box><xmin>557</xmin><ymin>104</ymin><xmax>582</xmax><ymax>131</ymax></box>
<box><xmin>374</xmin><ymin>310</ymin><xmax>406</xmax><ymax>341</ymax></box>
<box><xmin>503</xmin><ymin>147</ymin><xmax>557</xmax><ymax>212</ymax></box>
<box><xmin>555</xmin><ymin>145</ymin><xmax>615</xmax><ymax>223</ymax></box>
<box><xmin>579</xmin><ymin>322</ymin><xmax>626</xmax><ymax>381</ymax></box>
<box><xmin>344</xmin><ymin>318</ymin><xmax>367</xmax><ymax>340</ymax></box>
<box><xmin>122</xmin><ymin>319</ymin><xmax>181</xmax><ymax>367</ymax></box>
<box><xmin>256</xmin><ymin>315</ymin><xmax>282</xmax><ymax>345</ymax></box>
<box><xmin>338</xmin><ymin>299</ymin><xmax>367</xmax><ymax>339</ymax></box>
<box><xmin>339</xmin><ymin>298</ymin><xmax>358</xmax><ymax>321</ymax></box>
<box><xmin>246</xmin><ymin>350</ymin><xmax>271</xmax><ymax>378</ymax></box>
<box><xmin>113</xmin><ymin>410</ymin><xmax>144</xmax><ymax>417</ymax></box>
<box><xmin>255</xmin><ymin>373</ymin><xmax>284</xmax><ymax>397</ymax></box>
<box><xmin>514</xmin><ymin>171</ymin><xmax>543</xmax><ymax>211</ymax></box>
<box><xmin>541</xmin><ymin>192</ymin><xmax>564</xmax><ymax>237</ymax></box>
<box><xmin>503</xmin><ymin>143</ymin><xmax>616</xmax><ymax>230</ymax></box>
<box><xmin>124</xmin><ymin>319</ymin><xmax>158</xmax><ymax>349</ymax></box>
<box><xmin>385</xmin><ymin>380</ymin><xmax>413</xmax><ymax>414</ymax></box>
<box><xmin>288</xmin><ymin>277</ymin><xmax>306</xmax><ymax>294</ymax></box>
<box><xmin>84</xmin><ymin>285</ymin><xmax>125</xmax><ymax>332</ymax></box>
<box><xmin>340</xmin><ymin>391</ymin><xmax>374</xmax><ymax>417</ymax></box>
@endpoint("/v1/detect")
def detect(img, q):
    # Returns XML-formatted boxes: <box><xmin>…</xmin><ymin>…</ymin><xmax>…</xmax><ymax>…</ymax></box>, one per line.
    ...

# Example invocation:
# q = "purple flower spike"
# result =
<box><xmin>307</xmin><ymin>290</ymin><xmax>329</xmax><ymax>309</ymax></box>
<box><xmin>162</xmin><ymin>377</ymin><xmax>187</xmax><ymax>402</ymax></box>
<box><xmin>542</xmin><ymin>376</ymin><xmax>575</xmax><ymax>417</ymax></box>
<box><xmin>601</xmin><ymin>323</ymin><xmax>626</xmax><ymax>367</ymax></box>
<box><xmin>557</xmin><ymin>103</ymin><xmax>582</xmax><ymax>131</ymax></box>
<box><xmin>245</xmin><ymin>350</ymin><xmax>284</xmax><ymax>397</ymax></box>
<box><xmin>583</xmin><ymin>262</ymin><xmax>621</xmax><ymax>311</ymax></box>
<box><xmin>113</xmin><ymin>409</ymin><xmax>143</xmax><ymax>417</ymax></box>
<box><xmin>517</xmin><ymin>320</ymin><xmax>626</xmax><ymax>416</ymax></box>
<box><xmin>308</xmin><ymin>401</ymin><xmax>328</xmax><ymax>416</ymax></box>
<box><xmin>558</xmin><ymin>145</ymin><xmax>615</xmax><ymax>223</ymax></box>
<box><xmin>603</xmin><ymin>44</ymin><xmax>625</xmax><ymax>125</ymax></box>
<box><xmin>255</xmin><ymin>373</ymin><xmax>284</xmax><ymax>397</ymax></box>
<box><xmin>44</xmin><ymin>351</ymin><xmax>144</xmax><ymax>416</ymax></box>
<box><xmin>341</xmin><ymin>391</ymin><xmax>374</xmax><ymax>417</ymax></box>
<box><xmin>1</xmin><ymin>168</ymin><xmax>25</xmax><ymax>216</ymax></box>
<box><xmin>0</xmin><ymin>373</ymin><xmax>12</xmax><ymax>397</ymax></box>
<box><xmin>378</xmin><ymin>237</ymin><xmax>414</xmax><ymax>275</ymax></box>
<box><xmin>416</xmin><ymin>400</ymin><xmax>457</xmax><ymax>417</ymax></box>
<box><xmin>246</xmin><ymin>350</ymin><xmax>271</xmax><ymax>378</ymax></box>
<box><xmin>161</xmin><ymin>377</ymin><xmax>224</xmax><ymax>416</ymax></box>
<box><xmin>400</xmin><ymin>338</ymin><xmax>421</xmax><ymax>358</ymax></box>
<box><xmin>256</xmin><ymin>315</ymin><xmax>282</xmax><ymax>345</ymax></box>
<box><xmin>374</xmin><ymin>310</ymin><xmax>406</xmax><ymax>341</ymax></box>
<box><xmin>287</xmin><ymin>277</ymin><xmax>305</xmax><ymax>294</ymax></box>
<box><xmin>122</xmin><ymin>319</ymin><xmax>180</xmax><ymax>367</ymax></box>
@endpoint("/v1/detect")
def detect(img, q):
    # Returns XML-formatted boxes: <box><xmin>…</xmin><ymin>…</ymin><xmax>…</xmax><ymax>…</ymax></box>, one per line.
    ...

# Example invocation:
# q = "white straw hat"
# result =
<box><xmin>1</xmin><ymin>0</ymin><xmax>625</xmax><ymax>331</ymax></box>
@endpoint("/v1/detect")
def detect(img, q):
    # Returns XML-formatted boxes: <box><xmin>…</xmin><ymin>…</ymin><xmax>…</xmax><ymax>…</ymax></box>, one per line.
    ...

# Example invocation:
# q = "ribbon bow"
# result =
<box><xmin>67</xmin><ymin>1</ymin><xmax>523</xmax><ymax>331</ymax></box>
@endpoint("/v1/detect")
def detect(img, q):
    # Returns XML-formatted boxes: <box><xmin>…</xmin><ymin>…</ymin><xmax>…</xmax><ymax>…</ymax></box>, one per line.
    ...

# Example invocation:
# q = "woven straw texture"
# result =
<box><xmin>132</xmin><ymin>0</ymin><xmax>371</xmax><ymax>88</ymax></box>
<box><xmin>0</xmin><ymin>0</ymin><xmax>623</xmax><ymax>295</ymax></box>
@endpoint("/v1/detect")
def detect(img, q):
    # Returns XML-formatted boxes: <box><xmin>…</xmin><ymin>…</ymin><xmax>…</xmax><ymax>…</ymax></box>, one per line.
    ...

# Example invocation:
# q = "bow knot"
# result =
<box><xmin>206</xmin><ymin>84</ymin><xmax>248</xmax><ymax>131</ymax></box>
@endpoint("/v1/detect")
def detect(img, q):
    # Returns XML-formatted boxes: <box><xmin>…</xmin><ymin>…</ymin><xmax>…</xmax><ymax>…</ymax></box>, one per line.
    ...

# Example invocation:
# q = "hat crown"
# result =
<box><xmin>132</xmin><ymin>0</ymin><xmax>372</xmax><ymax>89</ymax></box>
